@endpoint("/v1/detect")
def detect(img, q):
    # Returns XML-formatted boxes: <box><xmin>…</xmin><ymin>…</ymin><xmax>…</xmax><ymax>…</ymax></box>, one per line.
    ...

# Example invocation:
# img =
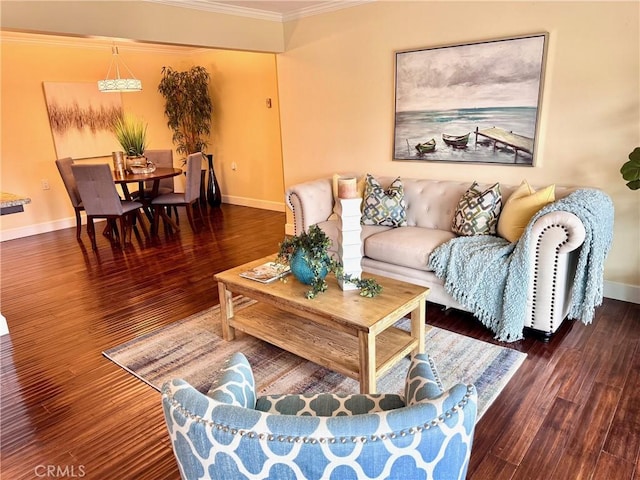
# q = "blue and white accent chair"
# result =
<box><xmin>161</xmin><ymin>352</ymin><xmax>477</xmax><ymax>480</ymax></box>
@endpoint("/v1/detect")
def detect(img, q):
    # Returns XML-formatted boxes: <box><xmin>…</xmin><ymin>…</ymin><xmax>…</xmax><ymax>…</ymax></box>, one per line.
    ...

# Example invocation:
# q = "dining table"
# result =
<box><xmin>112</xmin><ymin>167</ymin><xmax>183</xmax><ymax>235</ymax></box>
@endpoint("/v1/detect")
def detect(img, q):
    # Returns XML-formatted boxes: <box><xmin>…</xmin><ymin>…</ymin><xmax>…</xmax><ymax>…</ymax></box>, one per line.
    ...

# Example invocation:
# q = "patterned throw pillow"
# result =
<box><xmin>361</xmin><ymin>174</ymin><xmax>407</xmax><ymax>227</ymax></box>
<box><xmin>452</xmin><ymin>182</ymin><xmax>502</xmax><ymax>236</ymax></box>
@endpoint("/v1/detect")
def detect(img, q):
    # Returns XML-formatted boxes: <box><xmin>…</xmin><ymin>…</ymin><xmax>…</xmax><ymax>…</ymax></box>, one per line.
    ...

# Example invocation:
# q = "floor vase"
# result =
<box><xmin>206</xmin><ymin>154</ymin><xmax>222</xmax><ymax>207</ymax></box>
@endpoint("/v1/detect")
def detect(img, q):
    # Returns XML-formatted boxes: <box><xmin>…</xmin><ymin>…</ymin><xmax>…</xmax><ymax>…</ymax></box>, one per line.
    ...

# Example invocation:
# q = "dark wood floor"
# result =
<box><xmin>1</xmin><ymin>204</ymin><xmax>638</xmax><ymax>479</ymax></box>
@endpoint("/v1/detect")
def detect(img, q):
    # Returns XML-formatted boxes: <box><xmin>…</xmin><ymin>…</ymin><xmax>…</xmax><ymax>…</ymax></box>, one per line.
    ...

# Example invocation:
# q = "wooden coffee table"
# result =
<box><xmin>214</xmin><ymin>254</ymin><xmax>429</xmax><ymax>394</ymax></box>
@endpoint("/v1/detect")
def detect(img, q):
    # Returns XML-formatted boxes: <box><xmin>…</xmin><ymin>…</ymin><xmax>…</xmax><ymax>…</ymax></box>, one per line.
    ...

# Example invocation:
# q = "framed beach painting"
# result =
<box><xmin>43</xmin><ymin>82</ymin><xmax>123</xmax><ymax>159</ymax></box>
<box><xmin>393</xmin><ymin>33</ymin><xmax>548</xmax><ymax>165</ymax></box>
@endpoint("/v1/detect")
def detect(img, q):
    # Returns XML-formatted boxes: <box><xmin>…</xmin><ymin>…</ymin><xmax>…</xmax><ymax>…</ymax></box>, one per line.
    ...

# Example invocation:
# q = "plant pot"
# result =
<box><xmin>290</xmin><ymin>249</ymin><xmax>328</xmax><ymax>285</ymax></box>
<box><xmin>126</xmin><ymin>155</ymin><xmax>147</xmax><ymax>172</ymax></box>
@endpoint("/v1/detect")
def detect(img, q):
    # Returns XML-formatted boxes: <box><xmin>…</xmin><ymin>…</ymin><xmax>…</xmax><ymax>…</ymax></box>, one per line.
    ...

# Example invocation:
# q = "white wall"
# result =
<box><xmin>0</xmin><ymin>0</ymin><xmax>285</xmax><ymax>52</ymax></box>
<box><xmin>277</xmin><ymin>1</ymin><xmax>640</xmax><ymax>301</ymax></box>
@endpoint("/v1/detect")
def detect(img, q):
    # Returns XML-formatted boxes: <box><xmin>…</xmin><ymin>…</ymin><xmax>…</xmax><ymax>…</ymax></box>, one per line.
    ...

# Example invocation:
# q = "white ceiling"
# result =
<box><xmin>147</xmin><ymin>0</ymin><xmax>372</xmax><ymax>21</ymax></box>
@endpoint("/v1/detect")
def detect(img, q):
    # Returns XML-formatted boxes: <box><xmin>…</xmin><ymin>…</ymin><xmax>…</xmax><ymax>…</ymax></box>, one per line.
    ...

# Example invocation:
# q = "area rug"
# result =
<box><xmin>103</xmin><ymin>297</ymin><xmax>526</xmax><ymax>420</ymax></box>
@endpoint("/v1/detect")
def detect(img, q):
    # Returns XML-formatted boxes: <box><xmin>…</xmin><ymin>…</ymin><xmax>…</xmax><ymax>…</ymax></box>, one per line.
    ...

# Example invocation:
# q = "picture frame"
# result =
<box><xmin>393</xmin><ymin>33</ymin><xmax>548</xmax><ymax>166</ymax></box>
<box><xmin>43</xmin><ymin>82</ymin><xmax>123</xmax><ymax>159</ymax></box>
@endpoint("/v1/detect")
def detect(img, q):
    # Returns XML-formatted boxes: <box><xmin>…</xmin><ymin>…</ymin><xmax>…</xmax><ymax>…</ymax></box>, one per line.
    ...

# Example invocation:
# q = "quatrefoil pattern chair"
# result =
<box><xmin>161</xmin><ymin>352</ymin><xmax>477</xmax><ymax>480</ymax></box>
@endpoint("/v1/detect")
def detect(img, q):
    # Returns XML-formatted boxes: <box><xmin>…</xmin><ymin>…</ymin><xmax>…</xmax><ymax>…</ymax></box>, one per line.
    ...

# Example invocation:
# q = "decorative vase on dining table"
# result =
<box><xmin>126</xmin><ymin>155</ymin><xmax>147</xmax><ymax>173</ymax></box>
<box><xmin>206</xmin><ymin>154</ymin><xmax>222</xmax><ymax>207</ymax></box>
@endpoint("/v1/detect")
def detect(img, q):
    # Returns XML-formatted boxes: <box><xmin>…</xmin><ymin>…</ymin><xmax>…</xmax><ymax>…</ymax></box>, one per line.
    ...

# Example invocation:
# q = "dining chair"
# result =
<box><xmin>71</xmin><ymin>163</ymin><xmax>147</xmax><ymax>250</ymax></box>
<box><xmin>55</xmin><ymin>157</ymin><xmax>84</xmax><ymax>240</ymax></box>
<box><xmin>151</xmin><ymin>152</ymin><xmax>203</xmax><ymax>235</ymax></box>
<box><xmin>130</xmin><ymin>149</ymin><xmax>179</xmax><ymax>222</ymax></box>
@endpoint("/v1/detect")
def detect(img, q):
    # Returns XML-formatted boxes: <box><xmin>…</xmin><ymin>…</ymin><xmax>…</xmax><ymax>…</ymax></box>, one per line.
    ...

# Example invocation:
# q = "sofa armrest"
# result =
<box><xmin>529</xmin><ymin>211</ymin><xmax>586</xmax><ymax>254</ymax></box>
<box><xmin>525</xmin><ymin>211</ymin><xmax>586</xmax><ymax>334</ymax></box>
<box><xmin>285</xmin><ymin>178</ymin><xmax>334</xmax><ymax>235</ymax></box>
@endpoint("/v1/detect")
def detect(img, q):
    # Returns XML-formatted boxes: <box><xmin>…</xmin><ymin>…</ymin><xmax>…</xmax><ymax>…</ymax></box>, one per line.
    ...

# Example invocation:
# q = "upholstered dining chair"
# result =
<box><xmin>55</xmin><ymin>157</ymin><xmax>84</xmax><ymax>240</ymax></box>
<box><xmin>151</xmin><ymin>152</ymin><xmax>203</xmax><ymax>234</ymax></box>
<box><xmin>162</xmin><ymin>352</ymin><xmax>478</xmax><ymax>480</ymax></box>
<box><xmin>71</xmin><ymin>163</ymin><xmax>147</xmax><ymax>250</ymax></box>
<box><xmin>141</xmin><ymin>149</ymin><xmax>175</xmax><ymax>195</ymax></box>
<box><xmin>131</xmin><ymin>149</ymin><xmax>179</xmax><ymax>221</ymax></box>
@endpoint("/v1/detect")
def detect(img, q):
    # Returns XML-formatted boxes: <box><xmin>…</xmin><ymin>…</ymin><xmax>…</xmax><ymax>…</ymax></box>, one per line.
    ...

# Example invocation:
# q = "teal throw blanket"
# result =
<box><xmin>428</xmin><ymin>189</ymin><xmax>614</xmax><ymax>342</ymax></box>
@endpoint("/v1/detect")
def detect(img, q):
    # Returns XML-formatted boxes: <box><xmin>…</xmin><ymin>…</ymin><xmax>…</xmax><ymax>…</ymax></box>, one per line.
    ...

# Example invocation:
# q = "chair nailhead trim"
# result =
<box><xmin>164</xmin><ymin>385</ymin><xmax>475</xmax><ymax>444</ymax></box>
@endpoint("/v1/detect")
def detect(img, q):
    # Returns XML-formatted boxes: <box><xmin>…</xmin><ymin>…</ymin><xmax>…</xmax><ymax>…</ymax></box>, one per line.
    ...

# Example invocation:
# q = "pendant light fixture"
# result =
<box><xmin>97</xmin><ymin>45</ymin><xmax>142</xmax><ymax>93</ymax></box>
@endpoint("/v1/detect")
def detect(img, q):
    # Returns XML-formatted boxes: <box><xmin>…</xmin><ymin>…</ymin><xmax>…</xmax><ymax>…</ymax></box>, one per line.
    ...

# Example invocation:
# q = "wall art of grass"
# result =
<box><xmin>47</xmin><ymin>101</ymin><xmax>122</xmax><ymax>134</ymax></box>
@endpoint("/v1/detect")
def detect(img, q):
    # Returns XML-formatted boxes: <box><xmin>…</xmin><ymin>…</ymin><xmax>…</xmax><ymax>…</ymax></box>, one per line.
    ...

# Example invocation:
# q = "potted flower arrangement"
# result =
<box><xmin>276</xmin><ymin>225</ymin><xmax>382</xmax><ymax>299</ymax></box>
<box><xmin>113</xmin><ymin>113</ymin><xmax>148</xmax><ymax>171</ymax></box>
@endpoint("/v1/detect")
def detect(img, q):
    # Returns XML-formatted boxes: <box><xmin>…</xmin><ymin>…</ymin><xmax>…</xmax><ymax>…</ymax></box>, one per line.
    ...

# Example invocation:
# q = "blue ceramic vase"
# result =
<box><xmin>290</xmin><ymin>249</ymin><xmax>328</xmax><ymax>285</ymax></box>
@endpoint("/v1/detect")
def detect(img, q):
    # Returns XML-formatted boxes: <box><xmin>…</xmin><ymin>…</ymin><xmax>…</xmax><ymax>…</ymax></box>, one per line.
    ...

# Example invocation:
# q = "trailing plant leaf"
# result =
<box><xmin>341</xmin><ymin>274</ymin><xmax>383</xmax><ymax>298</ymax></box>
<box><xmin>621</xmin><ymin>147</ymin><xmax>640</xmax><ymax>190</ymax></box>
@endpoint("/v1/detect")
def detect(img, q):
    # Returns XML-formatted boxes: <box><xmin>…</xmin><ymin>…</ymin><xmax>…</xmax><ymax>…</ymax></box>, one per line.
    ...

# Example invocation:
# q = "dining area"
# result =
<box><xmin>56</xmin><ymin>150</ymin><xmax>206</xmax><ymax>250</ymax></box>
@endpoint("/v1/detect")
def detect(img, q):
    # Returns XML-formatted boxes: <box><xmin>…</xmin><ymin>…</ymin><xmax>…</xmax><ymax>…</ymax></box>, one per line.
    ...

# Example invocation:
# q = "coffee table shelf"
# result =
<box><xmin>231</xmin><ymin>302</ymin><xmax>419</xmax><ymax>382</ymax></box>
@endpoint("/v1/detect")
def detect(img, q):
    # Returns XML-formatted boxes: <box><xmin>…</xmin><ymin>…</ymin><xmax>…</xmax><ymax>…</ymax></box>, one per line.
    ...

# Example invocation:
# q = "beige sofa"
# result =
<box><xmin>285</xmin><ymin>176</ymin><xmax>588</xmax><ymax>339</ymax></box>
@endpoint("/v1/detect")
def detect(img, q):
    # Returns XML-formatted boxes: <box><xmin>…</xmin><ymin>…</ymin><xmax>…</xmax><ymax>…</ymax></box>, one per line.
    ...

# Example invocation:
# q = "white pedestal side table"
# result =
<box><xmin>336</xmin><ymin>197</ymin><xmax>362</xmax><ymax>291</ymax></box>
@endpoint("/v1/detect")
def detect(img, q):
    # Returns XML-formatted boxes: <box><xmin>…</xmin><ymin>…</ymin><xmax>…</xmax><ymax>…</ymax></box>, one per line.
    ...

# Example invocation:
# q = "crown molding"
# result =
<box><xmin>0</xmin><ymin>30</ymin><xmax>203</xmax><ymax>54</ymax></box>
<box><xmin>281</xmin><ymin>1</ymin><xmax>373</xmax><ymax>21</ymax></box>
<box><xmin>143</xmin><ymin>0</ymin><xmax>373</xmax><ymax>22</ymax></box>
<box><xmin>145</xmin><ymin>0</ymin><xmax>282</xmax><ymax>21</ymax></box>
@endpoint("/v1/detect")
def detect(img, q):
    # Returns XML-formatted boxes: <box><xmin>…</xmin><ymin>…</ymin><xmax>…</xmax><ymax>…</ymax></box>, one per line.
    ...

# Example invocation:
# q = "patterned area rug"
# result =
<box><xmin>103</xmin><ymin>297</ymin><xmax>526</xmax><ymax>420</ymax></box>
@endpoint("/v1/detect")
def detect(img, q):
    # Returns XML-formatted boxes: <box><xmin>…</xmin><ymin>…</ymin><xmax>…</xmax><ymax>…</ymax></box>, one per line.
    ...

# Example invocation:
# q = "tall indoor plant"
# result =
<box><xmin>158</xmin><ymin>65</ymin><xmax>220</xmax><ymax>206</ymax></box>
<box><xmin>157</xmin><ymin>65</ymin><xmax>212</xmax><ymax>158</ymax></box>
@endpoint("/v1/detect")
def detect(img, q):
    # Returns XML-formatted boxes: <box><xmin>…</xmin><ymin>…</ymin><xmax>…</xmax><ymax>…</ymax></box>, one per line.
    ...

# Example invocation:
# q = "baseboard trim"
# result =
<box><xmin>603</xmin><ymin>281</ymin><xmax>640</xmax><ymax>304</ymax></box>
<box><xmin>0</xmin><ymin>216</ymin><xmax>88</xmax><ymax>242</ymax></box>
<box><xmin>1</xmin><ymin>200</ymin><xmax>284</xmax><ymax>242</ymax></box>
<box><xmin>222</xmin><ymin>195</ymin><xmax>285</xmax><ymax>212</ymax></box>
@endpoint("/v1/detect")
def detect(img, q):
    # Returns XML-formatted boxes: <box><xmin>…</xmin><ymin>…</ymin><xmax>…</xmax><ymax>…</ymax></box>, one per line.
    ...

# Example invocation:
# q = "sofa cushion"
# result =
<box><xmin>452</xmin><ymin>181</ymin><xmax>502</xmax><ymax>236</ymax></box>
<box><xmin>361</xmin><ymin>174</ymin><xmax>407</xmax><ymax>227</ymax></box>
<box><xmin>498</xmin><ymin>180</ymin><xmax>555</xmax><ymax>242</ymax></box>
<box><xmin>364</xmin><ymin>226</ymin><xmax>455</xmax><ymax>271</ymax></box>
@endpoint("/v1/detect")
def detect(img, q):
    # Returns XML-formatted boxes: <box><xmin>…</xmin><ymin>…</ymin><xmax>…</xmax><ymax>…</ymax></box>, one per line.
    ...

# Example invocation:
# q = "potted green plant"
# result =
<box><xmin>621</xmin><ymin>147</ymin><xmax>640</xmax><ymax>190</ymax></box>
<box><xmin>276</xmin><ymin>225</ymin><xmax>382</xmax><ymax>299</ymax></box>
<box><xmin>113</xmin><ymin>113</ymin><xmax>148</xmax><ymax>169</ymax></box>
<box><xmin>157</xmin><ymin>66</ymin><xmax>212</xmax><ymax>159</ymax></box>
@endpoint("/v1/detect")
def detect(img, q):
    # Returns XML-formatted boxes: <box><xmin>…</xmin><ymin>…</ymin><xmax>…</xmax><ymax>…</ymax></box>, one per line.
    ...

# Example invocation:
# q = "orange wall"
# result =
<box><xmin>0</xmin><ymin>32</ymin><xmax>284</xmax><ymax>238</ymax></box>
